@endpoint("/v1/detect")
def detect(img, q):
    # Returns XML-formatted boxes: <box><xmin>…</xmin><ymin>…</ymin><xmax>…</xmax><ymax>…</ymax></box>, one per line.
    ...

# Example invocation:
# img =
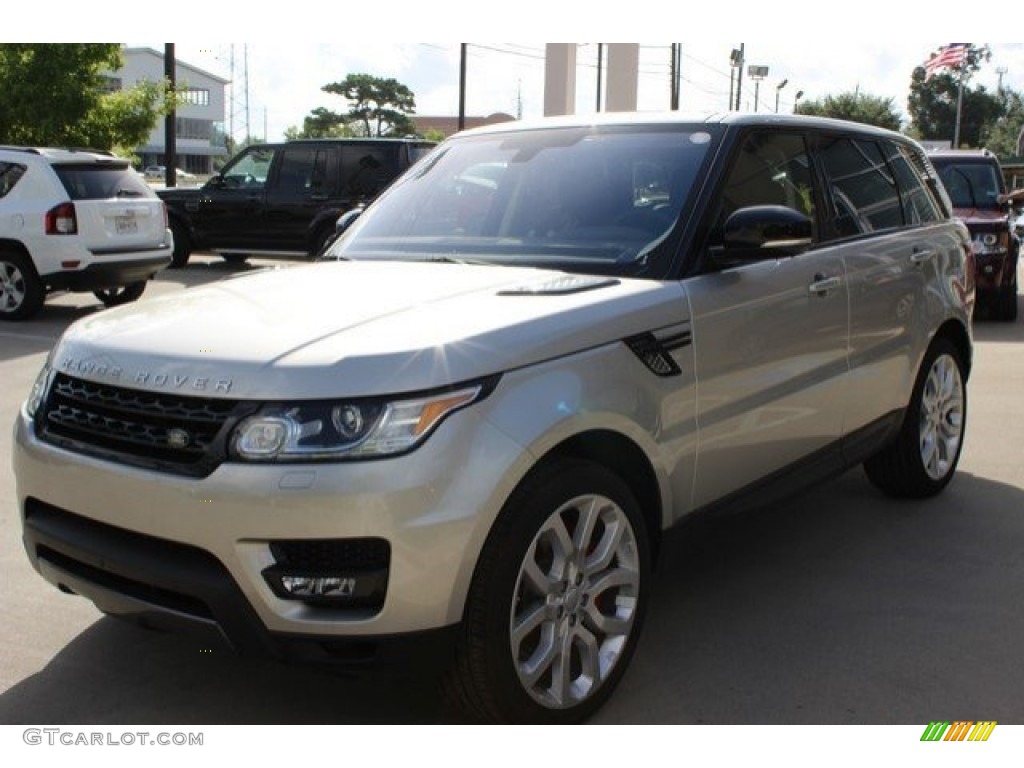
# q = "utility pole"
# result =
<box><xmin>458</xmin><ymin>43</ymin><xmax>467</xmax><ymax>132</ymax></box>
<box><xmin>164</xmin><ymin>44</ymin><xmax>176</xmax><ymax>188</ymax></box>
<box><xmin>670</xmin><ymin>44</ymin><xmax>681</xmax><ymax>110</ymax></box>
<box><xmin>596</xmin><ymin>43</ymin><xmax>603</xmax><ymax>112</ymax></box>
<box><xmin>734</xmin><ymin>43</ymin><xmax>745</xmax><ymax>111</ymax></box>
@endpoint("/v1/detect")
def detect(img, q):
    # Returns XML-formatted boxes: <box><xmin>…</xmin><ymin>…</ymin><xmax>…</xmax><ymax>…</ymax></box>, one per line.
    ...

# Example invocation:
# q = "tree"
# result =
<box><xmin>795</xmin><ymin>90</ymin><xmax>902</xmax><ymax>131</ymax></box>
<box><xmin>0</xmin><ymin>44</ymin><xmax>170</xmax><ymax>152</ymax></box>
<box><xmin>907</xmin><ymin>44</ymin><xmax>1002</xmax><ymax>148</ymax></box>
<box><xmin>321</xmin><ymin>73</ymin><xmax>417</xmax><ymax>137</ymax></box>
<box><xmin>980</xmin><ymin>89</ymin><xmax>1024</xmax><ymax>157</ymax></box>
<box><xmin>284</xmin><ymin>107</ymin><xmax>359</xmax><ymax>140</ymax></box>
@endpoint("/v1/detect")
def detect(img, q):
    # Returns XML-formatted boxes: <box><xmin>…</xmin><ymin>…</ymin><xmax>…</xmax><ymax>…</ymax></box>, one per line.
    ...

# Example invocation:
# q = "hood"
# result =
<box><xmin>952</xmin><ymin>207</ymin><xmax>1009</xmax><ymax>227</ymax></box>
<box><xmin>51</xmin><ymin>261</ymin><xmax>685</xmax><ymax>399</ymax></box>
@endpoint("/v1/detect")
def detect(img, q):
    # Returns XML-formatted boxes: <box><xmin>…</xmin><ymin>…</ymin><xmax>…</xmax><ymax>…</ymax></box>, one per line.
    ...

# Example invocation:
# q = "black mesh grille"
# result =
<box><xmin>270</xmin><ymin>539</ymin><xmax>391</xmax><ymax>573</ymax></box>
<box><xmin>38</xmin><ymin>373</ymin><xmax>249</xmax><ymax>477</ymax></box>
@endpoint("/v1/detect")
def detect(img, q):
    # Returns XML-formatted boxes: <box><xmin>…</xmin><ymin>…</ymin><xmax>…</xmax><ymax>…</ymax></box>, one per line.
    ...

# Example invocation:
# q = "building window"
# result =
<box><xmin>175</xmin><ymin>118</ymin><xmax>213</xmax><ymax>141</ymax></box>
<box><xmin>180</xmin><ymin>87</ymin><xmax>210</xmax><ymax>107</ymax></box>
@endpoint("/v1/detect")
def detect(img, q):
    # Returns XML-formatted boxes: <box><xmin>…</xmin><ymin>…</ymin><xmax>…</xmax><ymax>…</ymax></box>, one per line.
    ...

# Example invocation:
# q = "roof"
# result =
<box><xmin>453</xmin><ymin>111</ymin><xmax>910</xmax><ymax>142</ymax></box>
<box><xmin>122</xmin><ymin>47</ymin><xmax>230</xmax><ymax>85</ymax></box>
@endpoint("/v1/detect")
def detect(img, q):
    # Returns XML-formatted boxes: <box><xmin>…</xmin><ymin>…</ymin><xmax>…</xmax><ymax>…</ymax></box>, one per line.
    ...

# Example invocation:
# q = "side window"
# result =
<box><xmin>715</xmin><ymin>132</ymin><xmax>816</xmax><ymax>240</ymax></box>
<box><xmin>818</xmin><ymin>138</ymin><xmax>901</xmax><ymax>236</ymax></box>
<box><xmin>222</xmin><ymin>148</ymin><xmax>276</xmax><ymax>189</ymax></box>
<box><xmin>276</xmin><ymin>147</ymin><xmax>317</xmax><ymax>195</ymax></box>
<box><xmin>883</xmin><ymin>142</ymin><xmax>942</xmax><ymax>225</ymax></box>
<box><xmin>0</xmin><ymin>162</ymin><xmax>27</xmax><ymax>198</ymax></box>
<box><xmin>341</xmin><ymin>145</ymin><xmax>402</xmax><ymax>197</ymax></box>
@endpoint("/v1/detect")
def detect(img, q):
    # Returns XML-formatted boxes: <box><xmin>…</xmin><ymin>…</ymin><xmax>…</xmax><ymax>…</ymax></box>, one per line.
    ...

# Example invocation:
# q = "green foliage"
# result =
<box><xmin>907</xmin><ymin>44</ymin><xmax>1002</xmax><ymax>148</ymax></box>
<box><xmin>284</xmin><ymin>107</ymin><xmax>360</xmax><ymax>139</ymax></box>
<box><xmin>795</xmin><ymin>90</ymin><xmax>902</xmax><ymax>131</ymax></box>
<box><xmin>0</xmin><ymin>44</ymin><xmax>170</xmax><ymax>151</ymax></box>
<box><xmin>422</xmin><ymin>128</ymin><xmax>447</xmax><ymax>143</ymax></box>
<box><xmin>980</xmin><ymin>89</ymin><xmax>1024</xmax><ymax>158</ymax></box>
<box><xmin>321</xmin><ymin>73</ymin><xmax>417</xmax><ymax>137</ymax></box>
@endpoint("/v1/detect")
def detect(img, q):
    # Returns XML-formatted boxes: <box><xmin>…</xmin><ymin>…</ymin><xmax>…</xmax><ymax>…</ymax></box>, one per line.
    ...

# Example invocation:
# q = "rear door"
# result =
<box><xmin>815</xmin><ymin>135</ymin><xmax>954</xmax><ymax>445</ymax></box>
<box><xmin>262</xmin><ymin>144</ymin><xmax>336</xmax><ymax>253</ymax></box>
<box><xmin>686</xmin><ymin>129</ymin><xmax>851</xmax><ymax>508</ymax></box>
<box><xmin>53</xmin><ymin>162</ymin><xmax>167</xmax><ymax>254</ymax></box>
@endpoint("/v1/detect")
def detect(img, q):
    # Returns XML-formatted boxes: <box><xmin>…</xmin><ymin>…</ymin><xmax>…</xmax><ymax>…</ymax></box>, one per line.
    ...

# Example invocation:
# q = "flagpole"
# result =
<box><xmin>953</xmin><ymin>53</ymin><xmax>966</xmax><ymax>148</ymax></box>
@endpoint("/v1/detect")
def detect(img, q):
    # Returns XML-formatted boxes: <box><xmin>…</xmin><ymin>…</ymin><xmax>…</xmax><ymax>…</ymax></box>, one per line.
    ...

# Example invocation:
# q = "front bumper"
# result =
<box><xmin>14</xmin><ymin>405</ymin><xmax>526</xmax><ymax>660</ymax></box>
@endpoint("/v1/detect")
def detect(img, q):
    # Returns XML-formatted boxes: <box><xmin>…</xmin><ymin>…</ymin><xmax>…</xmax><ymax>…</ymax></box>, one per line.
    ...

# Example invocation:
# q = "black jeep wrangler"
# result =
<box><xmin>160</xmin><ymin>138</ymin><xmax>435</xmax><ymax>267</ymax></box>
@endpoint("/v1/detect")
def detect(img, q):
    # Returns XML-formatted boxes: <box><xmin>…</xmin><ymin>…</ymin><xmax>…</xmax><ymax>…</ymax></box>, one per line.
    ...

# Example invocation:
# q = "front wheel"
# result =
<box><xmin>864</xmin><ymin>337</ymin><xmax>967</xmax><ymax>498</ymax></box>
<box><xmin>93</xmin><ymin>281</ymin><xmax>146</xmax><ymax>308</ymax></box>
<box><xmin>445</xmin><ymin>459</ymin><xmax>651</xmax><ymax>723</ymax></box>
<box><xmin>995</xmin><ymin>273</ymin><xmax>1018</xmax><ymax>322</ymax></box>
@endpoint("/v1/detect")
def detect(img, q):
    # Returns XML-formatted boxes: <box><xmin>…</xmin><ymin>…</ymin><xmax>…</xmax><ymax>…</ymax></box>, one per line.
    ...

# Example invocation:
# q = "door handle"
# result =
<box><xmin>808</xmin><ymin>275</ymin><xmax>842</xmax><ymax>295</ymax></box>
<box><xmin>911</xmin><ymin>248</ymin><xmax>936</xmax><ymax>265</ymax></box>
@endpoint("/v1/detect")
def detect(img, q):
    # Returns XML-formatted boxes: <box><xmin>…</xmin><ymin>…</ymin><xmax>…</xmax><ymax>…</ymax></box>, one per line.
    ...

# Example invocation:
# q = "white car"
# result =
<box><xmin>0</xmin><ymin>147</ymin><xmax>173</xmax><ymax>320</ymax></box>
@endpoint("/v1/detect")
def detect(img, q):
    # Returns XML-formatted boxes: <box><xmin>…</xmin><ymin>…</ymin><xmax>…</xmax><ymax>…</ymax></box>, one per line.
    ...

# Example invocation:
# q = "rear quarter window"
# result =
<box><xmin>0</xmin><ymin>162</ymin><xmax>27</xmax><ymax>198</ymax></box>
<box><xmin>53</xmin><ymin>164</ymin><xmax>153</xmax><ymax>200</ymax></box>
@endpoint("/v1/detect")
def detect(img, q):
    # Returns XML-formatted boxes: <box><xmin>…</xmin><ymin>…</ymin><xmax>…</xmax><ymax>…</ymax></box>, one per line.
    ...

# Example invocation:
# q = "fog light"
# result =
<box><xmin>281</xmin><ymin>575</ymin><xmax>357</xmax><ymax>598</ymax></box>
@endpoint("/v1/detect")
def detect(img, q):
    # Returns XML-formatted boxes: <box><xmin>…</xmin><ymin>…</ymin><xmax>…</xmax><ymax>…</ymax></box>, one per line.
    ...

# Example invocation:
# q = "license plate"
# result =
<box><xmin>115</xmin><ymin>215</ymin><xmax>137</xmax><ymax>234</ymax></box>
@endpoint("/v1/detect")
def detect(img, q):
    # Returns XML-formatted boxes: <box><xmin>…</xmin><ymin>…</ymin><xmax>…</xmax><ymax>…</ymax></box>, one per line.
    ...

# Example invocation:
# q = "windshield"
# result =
<box><xmin>933</xmin><ymin>160</ymin><xmax>1004</xmax><ymax>210</ymax></box>
<box><xmin>328</xmin><ymin>124</ymin><xmax>720</xmax><ymax>277</ymax></box>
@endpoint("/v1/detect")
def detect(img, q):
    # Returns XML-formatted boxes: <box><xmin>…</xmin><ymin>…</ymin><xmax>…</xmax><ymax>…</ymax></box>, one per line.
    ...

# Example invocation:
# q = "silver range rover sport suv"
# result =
<box><xmin>14</xmin><ymin>114</ymin><xmax>974</xmax><ymax>723</ymax></box>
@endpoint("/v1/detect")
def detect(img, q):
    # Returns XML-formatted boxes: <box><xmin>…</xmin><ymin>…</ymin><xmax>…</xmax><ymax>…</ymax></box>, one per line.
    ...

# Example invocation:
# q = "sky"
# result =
<box><xmin>14</xmin><ymin>0</ymin><xmax>1022</xmax><ymax>144</ymax></box>
<box><xmin>146</xmin><ymin>41</ymin><xmax>1024</xmax><ymax>144</ymax></box>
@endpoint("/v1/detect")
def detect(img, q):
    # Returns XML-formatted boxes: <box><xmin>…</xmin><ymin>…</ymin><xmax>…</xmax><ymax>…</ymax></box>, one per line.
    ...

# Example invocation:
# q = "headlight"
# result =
<box><xmin>26</xmin><ymin>362</ymin><xmax>52</xmax><ymax>418</ymax></box>
<box><xmin>974</xmin><ymin>231</ymin><xmax>1008</xmax><ymax>254</ymax></box>
<box><xmin>230</xmin><ymin>384</ymin><xmax>485</xmax><ymax>461</ymax></box>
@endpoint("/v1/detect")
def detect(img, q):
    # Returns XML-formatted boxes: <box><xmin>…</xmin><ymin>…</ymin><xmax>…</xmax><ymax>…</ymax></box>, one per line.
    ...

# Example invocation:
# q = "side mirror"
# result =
<box><xmin>335</xmin><ymin>206</ymin><xmax>365</xmax><ymax>235</ymax></box>
<box><xmin>722</xmin><ymin>205</ymin><xmax>813</xmax><ymax>253</ymax></box>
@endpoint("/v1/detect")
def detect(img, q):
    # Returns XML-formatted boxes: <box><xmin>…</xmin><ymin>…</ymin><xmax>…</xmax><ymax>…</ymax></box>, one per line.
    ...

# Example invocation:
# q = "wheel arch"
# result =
<box><xmin>518</xmin><ymin>429</ymin><xmax>665</xmax><ymax>561</ymax></box>
<box><xmin>933</xmin><ymin>318</ymin><xmax>972</xmax><ymax>381</ymax></box>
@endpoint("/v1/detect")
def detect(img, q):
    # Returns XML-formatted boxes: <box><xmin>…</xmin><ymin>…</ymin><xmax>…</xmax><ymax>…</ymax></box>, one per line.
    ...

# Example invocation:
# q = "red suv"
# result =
<box><xmin>929</xmin><ymin>149</ymin><xmax>1019</xmax><ymax>321</ymax></box>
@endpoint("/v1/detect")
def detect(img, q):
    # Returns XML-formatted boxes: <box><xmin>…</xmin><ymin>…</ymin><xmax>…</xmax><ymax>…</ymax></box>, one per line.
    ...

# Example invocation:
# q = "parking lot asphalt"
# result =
<box><xmin>0</xmin><ymin>256</ymin><xmax>1022</xmax><ymax>724</ymax></box>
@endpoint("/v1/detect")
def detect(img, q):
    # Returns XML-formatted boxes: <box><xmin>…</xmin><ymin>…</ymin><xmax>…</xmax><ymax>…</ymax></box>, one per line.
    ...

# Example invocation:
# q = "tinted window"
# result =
<box><xmin>276</xmin><ymin>147</ymin><xmax>317</xmax><ymax>195</ymax></box>
<box><xmin>341</xmin><ymin>145</ymin><xmax>402</xmax><ymax>197</ymax></box>
<box><xmin>882</xmin><ymin>142</ymin><xmax>942</xmax><ymax>225</ymax></box>
<box><xmin>933</xmin><ymin>160</ymin><xmax>1004</xmax><ymax>210</ymax></box>
<box><xmin>53</xmin><ymin>164</ymin><xmax>152</xmax><ymax>200</ymax></box>
<box><xmin>0</xmin><ymin>162</ymin><xmax>26</xmax><ymax>198</ymax></box>
<box><xmin>818</xmin><ymin>138</ymin><xmax>901</xmax><ymax>236</ymax></box>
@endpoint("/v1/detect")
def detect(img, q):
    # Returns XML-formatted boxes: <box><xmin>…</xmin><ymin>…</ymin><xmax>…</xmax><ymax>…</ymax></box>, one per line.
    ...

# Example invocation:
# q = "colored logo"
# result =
<box><xmin>921</xmin><ymin>721</ymin><xmax>997</xmax><ymax>742</ymax></box>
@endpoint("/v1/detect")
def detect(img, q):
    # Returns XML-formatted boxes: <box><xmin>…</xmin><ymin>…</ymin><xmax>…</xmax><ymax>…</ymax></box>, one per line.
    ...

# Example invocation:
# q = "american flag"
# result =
<box><xmin>925</xmin><ymin>44</ymin><xmax>969</xmax><ymax>80</ymax></box>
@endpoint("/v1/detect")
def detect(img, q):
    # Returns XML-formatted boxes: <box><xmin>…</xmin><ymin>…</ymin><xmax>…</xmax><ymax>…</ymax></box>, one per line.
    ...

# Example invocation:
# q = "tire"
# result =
<box><xmin>995</xmin><ymin>273</ymin><xmax>1018</xmax><ymax>322</ymax></box>
<box><xmin>169</xmin><ymin>220</ymin><xmax>192</xmax><ymax>269</ymax></box>
<box><xmin>444</xmin><ymin>458</ymin><xmax>651</xmax><ymax>723</ymax></box>
<box><xmin>0</xmin><ymin>250</ymin><xmax>46</xmax><ymax>321</ymax></box>
<box><xmin>93</xmin><ymin>281</ymin><xmax>146</xmax><ymax>308</ymax></box>
<box><xmin>864</xmin><ymin>337</ymin><xmax>967</xmax><ymax>498</ymax></box>
<box><xmin>220</xmin><ymin>254</ymin><xmax>249</xmax><ymax>265</ymax></box>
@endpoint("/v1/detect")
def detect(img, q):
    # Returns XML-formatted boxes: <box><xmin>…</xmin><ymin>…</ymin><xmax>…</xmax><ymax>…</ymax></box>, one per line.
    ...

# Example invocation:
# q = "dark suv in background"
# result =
<box><xmin>929</xmin><ymin>149</ymin><xmax>1019</xmax><ymax>321</ymax></box>
<box><xmin>159</xmin><ymin>138</ymin><xmax>435</xmax><ymax>267</ymax></box>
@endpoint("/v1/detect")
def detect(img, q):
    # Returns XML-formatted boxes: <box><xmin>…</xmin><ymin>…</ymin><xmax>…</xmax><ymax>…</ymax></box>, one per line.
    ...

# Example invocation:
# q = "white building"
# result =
<box><xmin>112</xmin><ymin>47</ymin><xmax>229</xmax><ymax>175</ymax></box>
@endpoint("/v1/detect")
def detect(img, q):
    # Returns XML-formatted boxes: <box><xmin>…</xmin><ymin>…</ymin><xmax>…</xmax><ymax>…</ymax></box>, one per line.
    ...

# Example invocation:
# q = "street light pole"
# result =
<box><xmin>775</xmin><ymin>78</ymin><xmax>788</xmax><ymax>114</ymax></box>
<box><xmin>793</xmin><ymin>90</ymin><xmax>804</xmax><ymax>114</ymax></box>
<box><xmin>747</xmin><ymin>64</ymin><xmax>768</xmax><ymax>111</ymax></box>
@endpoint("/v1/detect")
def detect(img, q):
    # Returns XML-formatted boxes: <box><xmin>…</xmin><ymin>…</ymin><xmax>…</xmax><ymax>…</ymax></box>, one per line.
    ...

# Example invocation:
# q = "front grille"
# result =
<box><xmin>38</xmin><ymin>373</ymin><xmax>250</xmax><ymax>477</ymax></box>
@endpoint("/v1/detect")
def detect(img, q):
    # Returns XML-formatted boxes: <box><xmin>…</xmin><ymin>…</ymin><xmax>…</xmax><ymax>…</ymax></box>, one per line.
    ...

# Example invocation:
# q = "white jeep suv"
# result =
<box><xmin>14</xmin><ymin>114</ymin><xmax>974</xmax><ymax>722</ymax></box>
<box><xmin>0</xmin><ymin>146</ymin><xmax>173</xmax><ymax>320</ymax></box>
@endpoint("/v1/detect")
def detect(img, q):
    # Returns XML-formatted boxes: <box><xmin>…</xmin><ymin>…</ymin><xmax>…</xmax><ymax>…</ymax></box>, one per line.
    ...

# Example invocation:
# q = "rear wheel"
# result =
<box><xmin>445</xmin><ymin>458</ymin><xmax>650</xmax><ymax>723</ymax></box>
<box><xmin>220</xmin><ymin>253</ymin><xmax>249</xmax><ymax>265</ymax></box>
<box><xmin>0</xmin><ymin>250</ymin><xmax>45</xmax><ymax>321</ymax></box>
<box><xmin>169</xmin><ymin>220</ymin><xmax>192</xmax><ymax>268</ymax></box>
<box><xmin>995</xmin><ymin>273</ymin><xmax>1018</xmax><ymax>322</ymax></box>
<box><xmin>93</xmin><ymin>281</ymin><xmax>146</xmax><ymax>308</ymax></box>
<box><xmin>864</xmin><ymin>337</ymin><xmax>966</xmax><ymax>498</ymax></box>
